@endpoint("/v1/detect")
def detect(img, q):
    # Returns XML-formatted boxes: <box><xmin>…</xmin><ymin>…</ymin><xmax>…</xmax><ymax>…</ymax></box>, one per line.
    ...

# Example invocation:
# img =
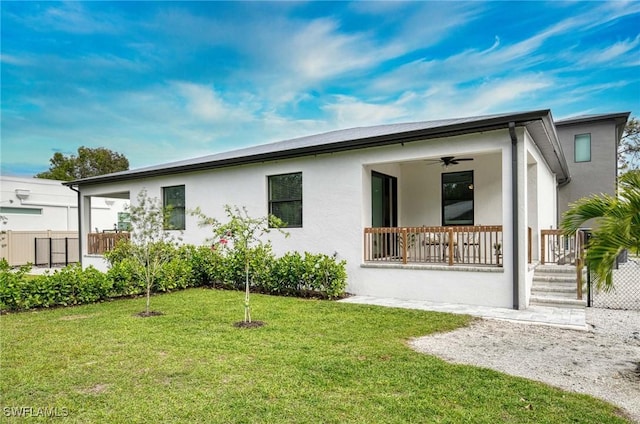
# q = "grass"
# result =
<box><xmin>0</xmin><ymin>289</ymin><xmax>629</xmax><ymax>423</ymax></box>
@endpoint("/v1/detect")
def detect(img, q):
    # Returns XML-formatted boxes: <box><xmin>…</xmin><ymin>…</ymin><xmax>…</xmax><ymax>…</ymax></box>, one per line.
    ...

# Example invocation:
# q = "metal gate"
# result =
<box><xmin>34</xmin><ymin>238</ymin><xmax>79</xmax><ymax>267</ymax></box>
<box><xmin>588</xmin><ymin>252</ymin><xmax>640</xmax><ymax>311</ymax></box>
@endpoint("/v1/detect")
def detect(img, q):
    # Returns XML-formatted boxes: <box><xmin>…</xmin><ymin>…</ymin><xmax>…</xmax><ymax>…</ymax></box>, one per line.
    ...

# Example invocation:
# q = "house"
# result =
<box><xmin>64</xmin><ymin>110</ymin><xmax>629</xmax><ymax>309</ymax></box>
<box><xmin>0</xmin><ymin>176</ymin><xmax>128</xmax><ymax>265</ymax></box>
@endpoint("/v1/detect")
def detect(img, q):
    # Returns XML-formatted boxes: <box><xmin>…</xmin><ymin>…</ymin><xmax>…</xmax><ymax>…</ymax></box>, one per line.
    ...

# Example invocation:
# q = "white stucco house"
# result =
<box><xmin>64</xmin><ymin>110</ymin><xmax>629</xmax><ymax>309</ymax></box>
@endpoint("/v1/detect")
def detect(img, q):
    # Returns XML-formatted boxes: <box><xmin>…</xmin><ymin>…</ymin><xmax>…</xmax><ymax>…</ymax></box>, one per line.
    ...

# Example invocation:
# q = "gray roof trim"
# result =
<box><xmin>555</xmin><ymin>112</ymin><xmax>630</xmax><ymax>126</ymax></box>
<box><xmin>65</xmin><ymin>109</ymin><xmax>560</xmax><ymax>187</ymax></box>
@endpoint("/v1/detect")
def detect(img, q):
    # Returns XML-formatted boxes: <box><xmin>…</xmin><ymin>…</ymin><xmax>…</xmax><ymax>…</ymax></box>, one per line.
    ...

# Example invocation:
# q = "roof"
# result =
<box><xmin>65</xmin><ymin>109</ymin><xmax>568</xmax><ymax>186</ymax></box>
<box><xmin>555</xmin><ymin>112</ymin><xmax>630</xmax><ymax>126</ymax></box>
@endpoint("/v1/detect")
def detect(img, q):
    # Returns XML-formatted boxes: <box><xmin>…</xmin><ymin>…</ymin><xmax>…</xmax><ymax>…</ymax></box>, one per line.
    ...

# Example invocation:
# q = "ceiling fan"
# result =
<box><xmin>426</xmin><ymin>156</ymin><xmax>474</xmax><ymax>167</ymax></box>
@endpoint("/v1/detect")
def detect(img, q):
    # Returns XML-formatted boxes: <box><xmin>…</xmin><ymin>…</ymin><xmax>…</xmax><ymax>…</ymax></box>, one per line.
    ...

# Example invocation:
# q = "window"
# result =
<box><xmin>268</xmin><ymin>172</ymin><xmax>302</xmax><ymax>228</ymax></box>
<box><xmin>117</xmin><ymin>212</ymin><xmax>131</xmax><ymax>231</ymax></box>
<box><xmin>442</xmin><ymin>171</ymin><xmax>474</xmax><ymax>226</ymax></box>
<box><xmin>0</xmin><ymin>207</ymin><xmax>42</xmax><ymax>215</ymax></box>
<box><xmin>162</xmin><ymin>185</ymin><xmax>185</xmax><ymax>230</ymax></box>
<box><xmin>574</xmin><ymin>133</ymin><xmax>591</xmax><ymax>162</ymax></box>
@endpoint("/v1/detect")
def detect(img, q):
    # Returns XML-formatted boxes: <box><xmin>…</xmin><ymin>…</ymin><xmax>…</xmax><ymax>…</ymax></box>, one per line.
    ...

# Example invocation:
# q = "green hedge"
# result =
<box><xmin>0</xmin><ymin>260</ymin><xmax>111</xmax><ymax>311</ymax></box>
<box><xmin>0</xmin><ymin>243</ymin><xmax>348</xmax><ymax>312</ymax></box>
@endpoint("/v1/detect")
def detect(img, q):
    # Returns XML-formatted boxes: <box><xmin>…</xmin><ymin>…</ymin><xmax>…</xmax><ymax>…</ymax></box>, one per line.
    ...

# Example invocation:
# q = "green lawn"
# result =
<box><xmin>0</xmin><ymin>289</ymin><xmax>629</xmax><ymax>423</ymax></box>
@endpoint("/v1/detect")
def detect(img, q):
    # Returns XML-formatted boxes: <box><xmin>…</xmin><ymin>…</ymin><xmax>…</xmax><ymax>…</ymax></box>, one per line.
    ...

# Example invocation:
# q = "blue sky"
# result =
<box><xmin>2</xmin><ymin>1</ymin><xmax>639</xmax><ymax>177</ymax></box>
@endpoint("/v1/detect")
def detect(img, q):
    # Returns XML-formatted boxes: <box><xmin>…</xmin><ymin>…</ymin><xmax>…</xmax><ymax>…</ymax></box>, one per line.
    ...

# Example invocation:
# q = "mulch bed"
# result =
<box><xmin>135</xmin><ymin>311</ymin><xmax>164</xmax><ymax>317</ymax></box>
<box><xmin>233</xmin><ymin>320</ymin><xmax>265</xmax><ymax>329</ymax></box>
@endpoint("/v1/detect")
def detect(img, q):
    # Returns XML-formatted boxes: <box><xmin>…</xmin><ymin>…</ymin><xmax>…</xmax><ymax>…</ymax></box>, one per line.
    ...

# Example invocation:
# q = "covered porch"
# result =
<box><xmin>356</xmin><ymin>127</ymin><xmax>562</xmax><ymax>309</ymax></box>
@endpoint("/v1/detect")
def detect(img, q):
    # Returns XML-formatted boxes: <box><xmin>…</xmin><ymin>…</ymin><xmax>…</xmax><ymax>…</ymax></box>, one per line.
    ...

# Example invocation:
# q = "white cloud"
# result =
<box><xmin>579</xmin><ymin>35</ymin><xmax>640</xmax><ymax>65</ymax></box>
<box><xmin>0</xmin><ymin>54</ymin><xmax>32</xmax><ymax>66</ymax></box>
<box><xmin>322</xmin><ymin>95</ymin><xmax>409</xmax><ymax>127</ymax></box>
<box><xmin>172</xmin><ymin>82</ymin><xmax>255</xmax><ymax>123</ymax></box>
<box><xmin>25</xmin><ymin>2</ymin><xmax>122</xmax><ymax>34</ymax></box>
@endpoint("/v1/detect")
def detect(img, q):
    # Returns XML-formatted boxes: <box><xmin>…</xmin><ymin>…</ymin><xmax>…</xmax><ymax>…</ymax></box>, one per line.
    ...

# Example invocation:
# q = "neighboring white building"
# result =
<box><xmin>65</xmin><ymin>110</ymin><xmax>629</xmax><ymax>310</ymax></box>
<box><xmin>0</xmin><ymin>176</ymin><xmax>129</xmax><ymax>266</ymax></box>
<box><xmin>1</xmin><ymin>176</ymin><xmax>128</xmax><ymax>231</ymax></box>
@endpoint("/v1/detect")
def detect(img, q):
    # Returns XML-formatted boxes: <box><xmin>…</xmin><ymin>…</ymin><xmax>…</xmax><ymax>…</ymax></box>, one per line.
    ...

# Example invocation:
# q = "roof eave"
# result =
<box><xmin>65</xmin><ymin>109</ymin><xmax>553</xmax><ymax>187</ymax></box>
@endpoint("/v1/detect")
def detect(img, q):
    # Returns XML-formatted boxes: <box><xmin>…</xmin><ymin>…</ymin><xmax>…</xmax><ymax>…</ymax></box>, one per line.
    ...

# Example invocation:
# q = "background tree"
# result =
<box><xmin>561</xmin><ymin>170</ymin><xmax>640</xmax><ymax>292</ymax></box>
<box><xmin>127</xmin><ymin>189</ymin><xmax>179</xmax><ymax>316</ymax></box>
<box><xmin>618</xmin><ymin>117</ymin><xmax>639</xmax><ymax>171</ymax></box>
<box><xmin>35</xmin><ymin>146</ymin><xmax>129</xmax><ymax>181</ymax></box>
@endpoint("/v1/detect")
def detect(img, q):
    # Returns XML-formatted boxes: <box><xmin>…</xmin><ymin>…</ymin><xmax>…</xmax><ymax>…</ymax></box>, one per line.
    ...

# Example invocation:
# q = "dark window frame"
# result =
<box><xmin>162</xmin><ymin>185</ymin><xmax>186</xmax><ymax>230</ymax></box>
<box><xmin>268</xmin><ymin>172</ymin><xmax>303</xmax><ymax>228</ymax></box>
<box><xmin>441</xmin><ymin>170</ymin><xmax>474</xmax><ymax>226</ymax></box>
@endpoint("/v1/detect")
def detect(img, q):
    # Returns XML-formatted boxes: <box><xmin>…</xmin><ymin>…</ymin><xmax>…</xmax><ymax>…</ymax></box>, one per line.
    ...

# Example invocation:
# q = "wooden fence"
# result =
<box><xmin>87</xmin><ymin>232</ymin><xmax>130</xmax><ymax>255</ymax></box>
<box><xmin>0</xmin><ymin>230</ymin><xmax>79</xmax><ymax>266</ymax></box>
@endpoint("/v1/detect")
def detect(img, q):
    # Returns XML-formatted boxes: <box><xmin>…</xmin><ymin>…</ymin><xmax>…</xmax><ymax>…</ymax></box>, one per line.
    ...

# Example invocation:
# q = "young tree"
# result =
<box><xmin>128</xmin><ymin>189</ymin><xmax>179</xmax><ymax>316</ymax></box>
<box><xmin>194</xmin><ymin>205</ymin><xmax>286</xmax><ymax>324</ymax></box>
<box><xmin>35</xmin><ymin>146</ymin><xmax>129</xmax><ymax>181</ymax></box>
<box><xmin>618</xmin><ymin>117</ymin><xmax>639</xmax><ymax>171</ymax></box>
<box><xmin>561</xmin><ymin>170</ymin><xmax>640</xmax><ymax>291</ymax></box>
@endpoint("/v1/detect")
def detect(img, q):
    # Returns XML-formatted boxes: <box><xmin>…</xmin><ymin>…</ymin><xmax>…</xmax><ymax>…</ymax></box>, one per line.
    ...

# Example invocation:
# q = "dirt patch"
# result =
<box><xmin>233</xmin><ymin>320</ymin><xmax>265</xmax><ymax>329</ymax></box>
<box><xmin>59</xmin><ymin>314</ymin><xmax>93</xmax><ymax>321</ymax></box>
<box><xmin>135</xmin><ymin>311</ymin><xmax>164</xmax><ymax>317</ymax></box>
<box><xmin>77</xmin><ymin>383</ymin><xmax>109</xmax><ymax>395</ymax></box>
<box><xmin>410</xmin><ymin>308</ymin><xmax>640</xmax><ymax>422</ymax></box>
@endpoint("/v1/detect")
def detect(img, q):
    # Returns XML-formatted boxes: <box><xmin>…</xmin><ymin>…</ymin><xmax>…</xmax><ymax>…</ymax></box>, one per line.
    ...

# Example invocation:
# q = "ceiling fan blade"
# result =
<box><xmin>456</xmin><ymin>158</ymin><xmax>474</xmax><ymax>162</ymax></box>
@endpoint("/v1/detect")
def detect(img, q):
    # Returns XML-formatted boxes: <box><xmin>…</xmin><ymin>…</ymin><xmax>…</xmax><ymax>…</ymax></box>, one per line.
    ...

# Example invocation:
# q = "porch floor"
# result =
<box><xmin>339</xmin><ymin>296</ymin><xmax>587</xmax><ymax>330</ymax></box>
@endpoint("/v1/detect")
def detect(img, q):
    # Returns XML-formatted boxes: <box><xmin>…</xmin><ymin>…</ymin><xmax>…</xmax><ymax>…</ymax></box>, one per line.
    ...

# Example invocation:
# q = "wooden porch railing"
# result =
<box><xmin>364</xmin><ymin>225</ymin><xmax>503</xmax><ymax>266</ymax></box>
<box><xmin>540</xmin><ymin>229</ymin><xmax>579</xmax><ymax>265</ymax></box>
<box><xmin>87</xmin><ymin>232</ymin><xmax>130</xmax><ymax>255</ymax></box>
<box><xmin>540</xmin><ymin>229</ymin><xmax>585</xmax><ymax>300</ymax></box>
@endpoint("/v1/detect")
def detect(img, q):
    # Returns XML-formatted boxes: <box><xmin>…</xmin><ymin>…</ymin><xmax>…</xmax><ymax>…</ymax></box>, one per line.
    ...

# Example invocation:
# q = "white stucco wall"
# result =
<box><xmin>1</xmin><ymin>176</ymin><xmax>127</xmax><ymax>232</ymax></box>
<box><xmin>78</xmin><ymin>128</ymin><xmax>530</xmax><ymax>308</ymax></box>
<box><xmin>399</xmin><ymin>152</ymin><xmax>503</xmax><ymax>227</ymax></box>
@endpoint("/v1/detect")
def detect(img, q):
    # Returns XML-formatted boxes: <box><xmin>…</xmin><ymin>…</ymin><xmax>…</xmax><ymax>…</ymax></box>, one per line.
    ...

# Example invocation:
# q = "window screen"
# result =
<box><xmin>268</xmin><ymin>173</ymin><xmax>302</xmax><ymax>228</ymax></box>
<box><xmin>162</xmin><ymin>185</ymin><xmax>185</xmax><ymax>230</ymax></box>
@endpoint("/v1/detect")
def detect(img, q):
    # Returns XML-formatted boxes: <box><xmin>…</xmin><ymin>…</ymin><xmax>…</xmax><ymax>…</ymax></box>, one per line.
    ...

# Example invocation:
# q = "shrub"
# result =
<box><xmin>0</xmin><ymin>261</ymin><xmax>111</xmax><ymax>311</ymax></box>
<box><xmin>0</xmin><ymin>259</ymin><xmax>32</xmax><ymax>311</ymax></box>
<box><xmin>269</xmin><ymin>252</ymin><xmax>347</xmax><ymax>298</ymax></box>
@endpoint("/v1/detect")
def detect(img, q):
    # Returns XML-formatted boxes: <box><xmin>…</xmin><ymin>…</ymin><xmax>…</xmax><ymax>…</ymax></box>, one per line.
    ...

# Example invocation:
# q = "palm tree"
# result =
<box><xmin>561</xmin><ymin>170</ymin><xmax>640</xmax><ymax>292</ymax></box>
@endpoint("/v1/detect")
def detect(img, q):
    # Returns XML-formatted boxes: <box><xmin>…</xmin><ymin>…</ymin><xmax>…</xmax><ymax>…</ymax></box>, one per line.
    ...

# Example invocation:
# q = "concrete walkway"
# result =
<box><xmin>339</xmin><ymin>296</ymin><xmax>587</xmax><ymax>330</ymax></box>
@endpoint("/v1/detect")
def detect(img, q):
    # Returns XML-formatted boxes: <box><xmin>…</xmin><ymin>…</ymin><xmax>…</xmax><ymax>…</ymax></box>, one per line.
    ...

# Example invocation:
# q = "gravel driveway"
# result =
<box><xmin>410</xmin><ymin>308</ymin><xmax>640</xmax><ymax>422</ymax></box>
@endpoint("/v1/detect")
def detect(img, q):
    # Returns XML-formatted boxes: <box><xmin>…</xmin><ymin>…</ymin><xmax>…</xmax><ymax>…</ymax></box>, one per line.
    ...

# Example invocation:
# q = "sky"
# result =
<box><xmin>1</xmin><ymin>1</ymin><xmax>639</xmax><ymax>177</ymax></box>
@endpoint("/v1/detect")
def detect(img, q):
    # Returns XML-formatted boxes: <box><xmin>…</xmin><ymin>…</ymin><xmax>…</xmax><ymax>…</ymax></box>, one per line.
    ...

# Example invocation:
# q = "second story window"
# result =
<box><xmin>574</xmin><ymin>133</ymin><xmax>591</xmax><ymax>163</ymax></box>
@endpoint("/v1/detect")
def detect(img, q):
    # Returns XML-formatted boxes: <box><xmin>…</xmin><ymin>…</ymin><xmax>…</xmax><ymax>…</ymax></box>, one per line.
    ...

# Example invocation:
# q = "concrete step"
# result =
<box><xmin>531</xmin><ymin>284</ymin><xmax>577</xmax><ymax>294</ymax></box>
<box><xmin>533</xmin><ymin>274</ymin><xmax>577</xmax><ymax>284</ymax></box>
<box><xmin>529</xmin><ymin>295</ymin><xmax>586</xmax><ymax>309</ymax></box>
<box><xmin>531</xmin><ymin>289</ymin><xmax>578</xmax><ymax>299</ymax></box>
<box><xmin>535</xmin><ymin>265</ymin><xmax>584</xmax><ymax>275</ymax></box>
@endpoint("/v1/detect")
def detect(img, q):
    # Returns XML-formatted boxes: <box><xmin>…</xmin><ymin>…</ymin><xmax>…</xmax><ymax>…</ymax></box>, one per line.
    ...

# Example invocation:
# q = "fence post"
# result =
<box><xmin>576</xmin><ymin>231</ymin><xmax>583</xmax><ymax>300</ymax></box>
<box><xmin>587</xmin><ymin>260</ymin><xmax>592</xmax><ymax>307</ymax></box>
<box><xmin>34</xmin><ymin>238</ymin><xmax>38</xmax><ymax>267</ymax></box>
<box><xmin>448</xmin><ymin>228</ymin><xmax>454</xmax><ymax>266</ymax></box>
<box><xmin>540</xmin><ymin>231</ymin><xmax>546</xmax><ymax>265</ymax></box>
<box><xmin>402</xmin><ymin>229</ymin><xmax>408</xmax><ymax>265</ymax></box>
<box><xmin>65</xmin><ymin>237</ymin><xmax>69</xmax><ymax>266</ymax></box>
